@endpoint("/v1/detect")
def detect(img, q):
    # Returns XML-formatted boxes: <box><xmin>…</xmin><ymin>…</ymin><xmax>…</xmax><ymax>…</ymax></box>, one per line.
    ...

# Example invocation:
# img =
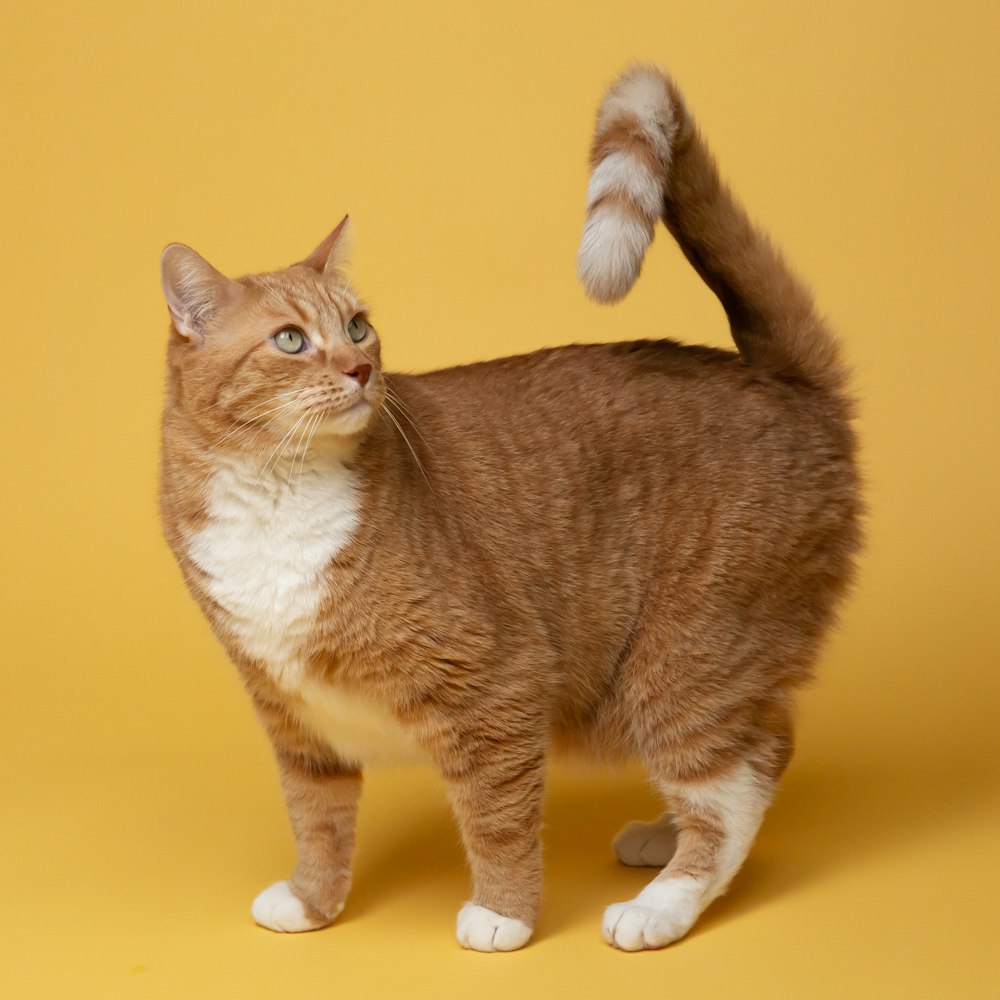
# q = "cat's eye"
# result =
<box><xmin>273</xmin><ymin>327</ymin><xmax>307</xmax><ymax>354</ymax></box>
<box><xmin>347</xmin><ymin>316</ymin><xmax>367</xmax><ymax>343</ymax></box>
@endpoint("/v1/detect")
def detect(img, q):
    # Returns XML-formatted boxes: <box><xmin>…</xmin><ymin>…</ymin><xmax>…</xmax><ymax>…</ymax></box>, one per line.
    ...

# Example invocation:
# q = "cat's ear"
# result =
<box><xmin>160</xmin><ymin>244</ymin><xmax>238</xmax><ymax>343</ymax></box>
<box><xmin>298</xmin><ymin>215</ymin><xmax>352</xmax><ymax>277</ymax></box>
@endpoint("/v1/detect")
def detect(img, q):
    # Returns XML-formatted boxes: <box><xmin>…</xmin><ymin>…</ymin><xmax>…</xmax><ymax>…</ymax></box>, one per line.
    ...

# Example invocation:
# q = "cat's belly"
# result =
<box><xmin>294</xmin><ymin>676</ymin><xmax>428</xmax><ymax>766</ymax></box>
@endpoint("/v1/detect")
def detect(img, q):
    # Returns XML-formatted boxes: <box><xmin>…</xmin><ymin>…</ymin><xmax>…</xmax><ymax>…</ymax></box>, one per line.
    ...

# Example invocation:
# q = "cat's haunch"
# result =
<box><xmin>159</xmin><ymin>64</ymin><xmax>860</xmax><ymax>952</ymax></box>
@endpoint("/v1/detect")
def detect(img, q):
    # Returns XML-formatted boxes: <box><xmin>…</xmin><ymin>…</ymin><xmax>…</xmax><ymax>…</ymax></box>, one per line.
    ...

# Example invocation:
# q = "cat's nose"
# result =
<box><xmin>345</xmin><ymin>363</ymin><xmax>372</xmax><ymax>387</ymax></box>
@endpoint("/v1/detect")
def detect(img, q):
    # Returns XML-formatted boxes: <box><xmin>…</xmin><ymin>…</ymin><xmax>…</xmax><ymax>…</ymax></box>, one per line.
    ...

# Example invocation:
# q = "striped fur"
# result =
<box><xmin>159</xmin><ymin>66</ymin><xmax>860</xmax><ymax>952</ymax></box>
<box><xmin>578</xmin><ymin>65</ymin><xmax>846</xmax><ymax>392</ymax></box>
<box><xmin>577</xmin><ymin>67</ymin><xmax>676</xmax><ymax>302</ymax></box>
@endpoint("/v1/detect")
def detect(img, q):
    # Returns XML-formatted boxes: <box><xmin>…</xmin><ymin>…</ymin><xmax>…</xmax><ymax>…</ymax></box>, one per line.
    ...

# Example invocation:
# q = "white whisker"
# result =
<box><xmin>384</xmin><ymin>389</ymin><xmax>436</xmax><ymax>461</ymax></box>
<box><xmin>255</xmin><ymin>409</ymin><xmax>312</xmax><ymax>485</ymax></box>
<box><xmin>209</xmin><ymin>385</ymin><xmax>330</xmax><ymax>453</ymax></box>
<box><xmin>212</xmin><ymin>380</ymin><xmax>311</xmax><ymax>419</ymax></box>
<box><xmin>210</xmin><ymin>397</ymin><xmax>305</xmax><ymax>451</ymax></box>
<box><xmin>217</xmin><ymin>384</ymin><xmax>308</xmax><ymax>412</ymax></box>
<box><xmin>295</xmin><ymin>411</ymin><xmax>324</xmax><ymax>489</ymax></box>
<box><xmin>288</xmin><ymin>409</ymin><xmax>321</xmax><ymax>488</ymax></box>
<box><xmin>383</xmin><ymin>401</ymin><xmax>431</xmax><ymax>487</ymax></box>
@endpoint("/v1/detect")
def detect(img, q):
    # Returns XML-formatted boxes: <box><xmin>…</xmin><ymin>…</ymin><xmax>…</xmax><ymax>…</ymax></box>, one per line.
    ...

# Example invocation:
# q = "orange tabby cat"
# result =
<box><xmin>159</xmin><ymin>65</ymin><xmax>860</xmax><ymax>952</ymax></box>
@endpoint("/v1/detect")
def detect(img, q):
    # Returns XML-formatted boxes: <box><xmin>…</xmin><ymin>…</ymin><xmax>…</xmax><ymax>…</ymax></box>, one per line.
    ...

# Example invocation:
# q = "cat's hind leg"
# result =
<box><xmin>612</xmin><ymin>814</ymin><xmax>678</xmax><ymax>867</ymax></box>
<box><xmin>603</xmin><ymin>760</ymin><xmax>772</xmax><ymax>951</ymax></box>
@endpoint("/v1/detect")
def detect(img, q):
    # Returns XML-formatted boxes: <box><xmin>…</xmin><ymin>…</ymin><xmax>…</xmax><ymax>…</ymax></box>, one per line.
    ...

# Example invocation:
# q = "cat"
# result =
<box><xmin>158</xmin><ymin>64</ymin><xmax>860</xmax><ymax>952</ymax></box>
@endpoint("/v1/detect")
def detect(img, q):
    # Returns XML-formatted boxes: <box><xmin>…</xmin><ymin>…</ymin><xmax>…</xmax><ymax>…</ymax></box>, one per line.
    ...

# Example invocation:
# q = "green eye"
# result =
<box><xmin>347</xmin><ymin>316</ymin><xmax>367</xmax><ymax>343</ymax></box>
<box><xmin>273</xmin><ymin>327</ymin><xmax>306</xmax><ymax>354</ymax></box>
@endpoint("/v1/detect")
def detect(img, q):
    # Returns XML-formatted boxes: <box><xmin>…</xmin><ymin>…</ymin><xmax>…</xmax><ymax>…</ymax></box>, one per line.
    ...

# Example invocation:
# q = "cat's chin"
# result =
<box><xmin>317</xmin><ymin>400</ymin><xmax>375</xmax><ymax>439</ymax></box>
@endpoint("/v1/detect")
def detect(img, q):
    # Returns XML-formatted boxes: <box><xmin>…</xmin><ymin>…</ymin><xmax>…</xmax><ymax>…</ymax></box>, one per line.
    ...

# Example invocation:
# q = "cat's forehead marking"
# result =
<box><xmin>247</xmin><ymin>272</ymin><xmax>359</xmax><ymax>349</ymax></box>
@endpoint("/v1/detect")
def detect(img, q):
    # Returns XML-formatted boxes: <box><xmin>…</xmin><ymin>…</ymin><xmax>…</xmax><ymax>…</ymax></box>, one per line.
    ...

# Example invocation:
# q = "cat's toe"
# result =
<box><xmin>251</xmin><ymin>881</ymin><xmax>336</xmax><ymax>933</ymax></box>
<box><xmin>612</xmin><ymin>819</ymin><xmax>678</xmax><ymax>867</ymax></box>
<box><xmin>602</xmin><ymin>886</ymin><xmax>700</xmax><ymax>951</ymax></box>
<box><xmin>456</xmin><ymin>902</ymin><xmax>533</xmax><ymax>952</ymax></box>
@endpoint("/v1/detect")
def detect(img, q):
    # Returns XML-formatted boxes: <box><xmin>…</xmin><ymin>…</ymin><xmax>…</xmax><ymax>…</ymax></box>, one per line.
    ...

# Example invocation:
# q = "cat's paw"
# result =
<box><xmin>456</xmin><ymin>902</ymin><xmax>533</xmax><ymax>952</ymax></box>
<box><xmin>612</xmin><ymin>818</ymin><xmax>678</xmax><ymax>867</ymax></box>
<box><xmin>602</xmin><ymin>878</ymin><xmax>705</xmax><ymax>951</ymax></box>
<box><xmin>251</xmin><ymin>880</ymin><xmax>337</xmax><ymax>933</ymax></box>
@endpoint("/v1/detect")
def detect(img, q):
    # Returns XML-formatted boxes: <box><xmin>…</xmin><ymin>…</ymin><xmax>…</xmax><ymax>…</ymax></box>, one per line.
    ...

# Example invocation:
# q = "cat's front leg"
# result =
<box><xmin>251</xmin><ymin>695</ymin><xmax>362</xmax><ymax>933</ymax></box>
<box><xmin>441</xmin><ymin>735</ymin><xmax>545</xmax><ymax>952</ymax></box>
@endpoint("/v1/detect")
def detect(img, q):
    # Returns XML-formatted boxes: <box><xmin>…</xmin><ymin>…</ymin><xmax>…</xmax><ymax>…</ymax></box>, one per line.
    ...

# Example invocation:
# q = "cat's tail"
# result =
<box><xmin>577</xmin><ymin>65</ymin><xmax>846</xmax><ymax>392</ymax></box>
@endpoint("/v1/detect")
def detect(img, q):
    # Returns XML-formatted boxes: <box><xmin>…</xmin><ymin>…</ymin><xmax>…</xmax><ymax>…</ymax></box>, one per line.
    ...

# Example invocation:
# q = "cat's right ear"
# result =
<box><xmin>160</xmin><ymin>244</ymin><xmax>237</xmax><ymax>344</ymax></box>
<box><xmin>298</xmin><ymin>215</ymin><xmax>352</xmax><ymax>277</ymax></box>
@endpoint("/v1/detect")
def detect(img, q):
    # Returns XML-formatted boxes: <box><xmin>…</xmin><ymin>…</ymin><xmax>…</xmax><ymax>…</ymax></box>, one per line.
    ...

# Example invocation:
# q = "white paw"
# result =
<box><xmin>613</xmin><ymin>818</ymin><xmax>678</xmax><ymax>867</ymax></box>
<box><xmin>456</xmin><ymin>902</ymin><xmax>533</xmax><ymax>952</ymax></box>
<box><xmin>251</xmin><ymin>881</ymin><xmax>335</xmax><ymax>933</ymax></box>
<box><xmin>602</xmin><ymin>878</ymin><xmax>705</xmax><ymax>951</ymax></box>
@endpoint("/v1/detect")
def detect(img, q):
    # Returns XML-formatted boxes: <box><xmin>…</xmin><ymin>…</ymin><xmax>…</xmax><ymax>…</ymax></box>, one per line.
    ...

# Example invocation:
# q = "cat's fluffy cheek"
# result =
<box><xmin>251</xmin><ymin>881</ymin><xmax>337</xmax><ymax>933</ymax></box>
<box><xmin>456</xmin><ymin>903</ymin><xmax>533</xmax><ymax>952</ymax></box>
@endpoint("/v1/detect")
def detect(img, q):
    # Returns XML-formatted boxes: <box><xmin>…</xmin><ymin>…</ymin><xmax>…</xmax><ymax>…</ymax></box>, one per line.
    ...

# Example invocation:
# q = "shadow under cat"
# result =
<box><xmin>321</xmin><ymin>745</ymin><xmax>996</xmax><ymax>944</ymax></box>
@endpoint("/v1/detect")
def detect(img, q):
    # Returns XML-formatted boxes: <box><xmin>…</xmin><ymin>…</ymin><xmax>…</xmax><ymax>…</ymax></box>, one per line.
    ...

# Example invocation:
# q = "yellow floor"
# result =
<box><xmin>5</xmin><ymin>735</ymin><xmax>999</xmax><ymax>997</ymax></box>
<box><xmin>3</xmin><ymin>1</ymin><xmax>999</xmax><ymax>997</ymax></box>
<box><xmin>4</xmin><ymin>621</ymin><xmax>998</xmax><ymax>998</ymax></box>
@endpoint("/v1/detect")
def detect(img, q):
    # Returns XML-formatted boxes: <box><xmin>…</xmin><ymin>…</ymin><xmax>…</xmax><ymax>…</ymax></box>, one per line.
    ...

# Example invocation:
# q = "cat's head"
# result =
<box><xmin>160</xmin><ymin>216</ymin><xmax>384</xmax><ymax>457</ymax></box>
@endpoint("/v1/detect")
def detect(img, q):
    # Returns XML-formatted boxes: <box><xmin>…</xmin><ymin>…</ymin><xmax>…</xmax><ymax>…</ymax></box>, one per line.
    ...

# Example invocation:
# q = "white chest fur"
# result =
<box><xmin>188</xmin><ymin>454</ymin><xmax>359</xmax><ymax>683</ymax></box>
<box><xmin>187</xmin><ymin>454</ymin><xmax>425</xmax><ymax>765</ymax></box>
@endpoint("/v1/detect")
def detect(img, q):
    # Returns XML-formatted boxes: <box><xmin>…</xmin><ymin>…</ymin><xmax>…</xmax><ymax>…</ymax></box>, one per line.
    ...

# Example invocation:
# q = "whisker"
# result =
<box><xmin>212</xmin><ymin>389</ymin><xmax>313</xmax><ymax>419</ymax></box>
<box><xmin>383</xmin><ymin>401</ymin><xmax>431</xmax><ymax>487</ymax></box>
<box><xmin>255</xmin><ymin>409</ymin><xmax>312</xmax><ymax>485</ymax></box>
<box><xmin>383</xmin><ymin>388</ymin><xmax>436</xmax><ymax>460</ymax></box>
<box><xmin>295</xmin><ymin>411</ymin><xmax>324</xmax><ymax>489</ymax></box>
<box><xmin>382</xmin><ymin>385</ymin><xmax>418</xmax><ymax>421</ymax></box>
<box><xmin>241</xmin><ymin>386</ymin><xmax>327</xmax><ymax>422</ymax></box>
<box><xmin>210</xmin><ymin>397</ymin><xmax>306</xmax><ymax>451</ymax></box>
<box><xmin>216</xmin><ymin>384</ymin><xmax>308</xmax><ymax>412</ymax></box>
<box><xmin>212</xmin><ymin>391</ymin><xmax>301</xmax><ymax>432</ymax></box>
<box><xmin>382</xmin><ymin>384</ymin><xmax>420</xmax><ymax>428</ymax></box>
<box><xmin>209</xmin><ymin>384</ymin><xmax>329</xmax><ymax>453</ymax></box>
<box><xmin>288</xmin><ymin>409</ymin><xmax>321</xmax><ymax>489</ymax></box>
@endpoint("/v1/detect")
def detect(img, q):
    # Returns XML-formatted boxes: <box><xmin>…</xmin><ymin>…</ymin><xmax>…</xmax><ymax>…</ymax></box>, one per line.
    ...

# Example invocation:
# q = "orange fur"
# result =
<box><xmin>159</xmin><ymin>66</ymin><xmax>861</xmax><ymax>951</ymax></box>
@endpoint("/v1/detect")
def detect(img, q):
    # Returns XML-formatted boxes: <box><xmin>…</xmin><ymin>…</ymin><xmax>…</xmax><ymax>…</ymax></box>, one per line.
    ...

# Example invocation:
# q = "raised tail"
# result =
<box><xmin>577</xmin><ymin>64</ymin><xmax>846</xmax><ymax>393</ymax></box>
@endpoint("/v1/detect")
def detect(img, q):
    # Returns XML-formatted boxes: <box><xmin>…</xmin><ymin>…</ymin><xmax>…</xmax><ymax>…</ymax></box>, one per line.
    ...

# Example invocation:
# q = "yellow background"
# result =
<box><xmin>3</xmin><ymin>1</ymin><xmax>998</xmax><ymax>997</ymax></box>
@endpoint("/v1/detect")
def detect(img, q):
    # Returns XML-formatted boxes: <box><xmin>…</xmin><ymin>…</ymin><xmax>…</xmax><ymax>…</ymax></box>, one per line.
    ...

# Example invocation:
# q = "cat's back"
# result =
<box><xmin>404</xmin><ymin>337</ymin><xmax>742</xmax><ymax>405</ymax></box>
<box><xmin>371</xmin><ymin>338</ymin><xmax>858</xmax><ymax>722</ymax></box>
<box><xmin>390</xmin><ymin>338</ymin><xmax>854</xmax><ymax>493</ymax></box>
<box><xmin>384</xmin><ymin>337</ymin><xmax>858</xmax><ymax>603</ymax></box>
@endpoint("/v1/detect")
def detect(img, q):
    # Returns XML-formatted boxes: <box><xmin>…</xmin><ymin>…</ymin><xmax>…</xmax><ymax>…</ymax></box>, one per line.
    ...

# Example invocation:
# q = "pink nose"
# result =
<box><xmin>345</xmin><ymin>363</ymin><xmax>372</xmax><ymax>387</ymax></box>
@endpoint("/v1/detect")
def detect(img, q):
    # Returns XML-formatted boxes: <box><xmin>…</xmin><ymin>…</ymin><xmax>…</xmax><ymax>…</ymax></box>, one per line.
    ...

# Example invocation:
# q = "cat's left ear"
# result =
<box><xmin>298</xmin><ymin>215</ymin><xmax>352</xmax><ymax>277</ymax></box>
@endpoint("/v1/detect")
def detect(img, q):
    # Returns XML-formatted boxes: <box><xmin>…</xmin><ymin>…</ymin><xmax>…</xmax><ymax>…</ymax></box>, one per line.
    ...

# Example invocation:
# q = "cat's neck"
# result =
<box><xmin>211</xmin><ymin>433</ymin><xmax>361</xmax><ymax>491</ymax></box>
<box><xmin>161</xmin><ymin>404</ymin><xmax>422</xmax><ymax>548</ymax></box>
<box><xmin>164</xmin><ymin>394</ymin><xmax>381</xmax><ymax>474</ymax></box>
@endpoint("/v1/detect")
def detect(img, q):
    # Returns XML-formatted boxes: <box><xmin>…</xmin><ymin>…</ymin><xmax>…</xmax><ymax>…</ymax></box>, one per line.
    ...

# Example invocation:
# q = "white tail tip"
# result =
<box><xmin>577</xmin><ymin>209</ymin><xmax>654</xmax><ymax>303</ymax></box>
